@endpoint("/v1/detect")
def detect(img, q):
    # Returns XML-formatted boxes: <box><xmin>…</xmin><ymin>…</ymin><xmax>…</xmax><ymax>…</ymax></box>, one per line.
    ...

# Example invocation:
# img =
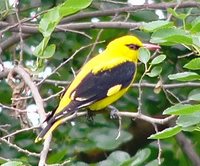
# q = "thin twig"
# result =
<box><xmin>2</xmin><ymin>126</ymin><xmax>39</xmax><ymax>139</ymax></box>
<box><xmin>166</xmin><ymin>89</ymin><xmax>181</xmax><ymax>103</ymax></box>
<box><xmin>102</xmin><ymin>0</ymin><xmax>128</xmax><ymax>5</ymax></box>
<box><xmin>11</xmin><ymin>95</ymin><xmax>32</xmax><ymax>101</ymax></box>
<box><xmin>137</xmin><ymin>72</ymin><xmax>146</xmax><ymax>114</ymax></box>
<box><xmin>55</xmin><ymin>26</ymin><xmax>92</xmax><ymax>39</ymax></box>
<box><xmin>37</xmin><ymin>41</ymin><xmax>105</xmax><ymax>86</ymax></box>
<box><xmin>47</xmin><ymin>159</ymin><xmax>71</xmax><ymax>166</ymax></box>
<box><xmin>0</xmin><ymin>124</ymin><xmax>11</xmax><ymax>128</ymax></box>
<box><xmin>153</xmin><ymin>123</ymin><xmax>162</xmax><ymax>165</ymax></box>
<box><xmin>43</xmin><ymin>86</ymin><xmax>65</xmax><ymax>102</ymax></box>
<box><xmin>162</xmin><ymin>84</ymin><xmax>177</xmax><ymax>105</ymax></box>
<box><xmin>15</xmin><ymin>1</ymin><xmax>23</xmax><ymax>64</ymax></box>
<box><xmin>115</xmin><ymin>115</ymin><xmax>122</xmax><ymax>140</ymax></box>
<box><xmin>167</xmin><ymin>1</ymin><xmax>182</xmax><ymax>21</ymax></box>
<box><xmin>0</xmin><ymin>103</ymin><xmax>26</xmax><ymax>113</ymax></box>
<box><xmin>0</xmin><ymin>156</ymin><xmax>10</xmax><ymax>162</ymax></box>
<box><xmin>83</xmin><ymin>29</ymin><xmax>104</xmax><ymax>64</ymax></box>
<box><xmin>0</xmin><ymin>138</ymin><xmax>40</xmax><ymax>157</ymax></box>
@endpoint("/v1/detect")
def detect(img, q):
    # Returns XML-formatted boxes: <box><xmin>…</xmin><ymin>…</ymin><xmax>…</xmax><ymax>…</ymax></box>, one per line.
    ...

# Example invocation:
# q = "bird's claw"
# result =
<box><xmin>109</xmin><ymin>106</ymin><xmax>119</xmax><ymax>119</ymax></box>
<box><xmin>86</xmin><ymin>109</ymin><xmax>95</xmax><ymax>122</ymax></box>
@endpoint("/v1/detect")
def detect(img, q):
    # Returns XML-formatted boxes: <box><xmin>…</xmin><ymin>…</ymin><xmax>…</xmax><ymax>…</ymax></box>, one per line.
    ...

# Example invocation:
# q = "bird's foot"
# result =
<box><xmin>109</xmin><ymin>105</ymin><xmax>119</xmax><ymax>119</ymax></box>
<box><xmin>86</xmin><ymin>109</ymin><xmax>95</xmax><ymax>122</ymax></box>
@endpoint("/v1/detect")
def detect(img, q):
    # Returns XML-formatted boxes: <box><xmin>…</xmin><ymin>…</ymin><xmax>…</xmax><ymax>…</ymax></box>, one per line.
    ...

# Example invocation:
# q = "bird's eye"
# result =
<box><xmin>126</xmin><ymin>44</ymin><xmax>140</xmax><ymax>50</ymax></box>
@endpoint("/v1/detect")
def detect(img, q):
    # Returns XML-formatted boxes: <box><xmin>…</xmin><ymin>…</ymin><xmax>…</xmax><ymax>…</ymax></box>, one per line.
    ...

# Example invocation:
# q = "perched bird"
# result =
<box><xmin>35</xmin><ymin>35</ymin><xmax>160</xmax><ymax>142</ymax></box>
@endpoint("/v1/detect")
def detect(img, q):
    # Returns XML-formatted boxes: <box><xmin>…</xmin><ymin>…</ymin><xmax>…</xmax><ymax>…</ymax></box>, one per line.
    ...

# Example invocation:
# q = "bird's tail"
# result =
<box><xmin>35</xmin><ymin>101</ymin><xmax>80</xmax><ymax>143</ymax></box>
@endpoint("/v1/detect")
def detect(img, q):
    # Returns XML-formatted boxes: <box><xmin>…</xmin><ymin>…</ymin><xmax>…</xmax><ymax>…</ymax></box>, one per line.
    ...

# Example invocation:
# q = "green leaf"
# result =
<box><xmin>2</xmin><ymin>161</ymin><xmax>23</xmax><ymax>166</ymax></box>
<box><xmin>60</xmin><ymin>0</ymin><xmax>92</xmax><ymax>17</ymax></box>
<box><xmin>191</xmin><ymin>16</ymin><xmax>200</xmax><ymax>33</ymax></box>
<box><xmin>177</xmin><ymin>112</ymin><xmax>200</xmax><ymax>127</ymax></box>
<box><xmin>149</xmin><ymin>125</ymin><xmax>182</xmax><ymax>139</ymax></box>
<box><xmin>139</xmin><ymin>48</ymin><xmax>150</xmax><ymax>64</ymax></box>
<box><xmin>188</xmin><ymin>89</ymin><xmax>200</xmax><ymax>101</ymax></box>
<box><xmin>39</xmin><ymin>0</ymin><xmax>92</xmax><ymax>35</ymax></box>
<box><xmin>146</xmin><ymin>66</ymin><xmax>162</xmax><ymax>77</ymax></box>
<box><xmin>97</xmin><ymin>151</ymin><xmax>130</xmax><ymax>166</ymax></box>
<box><xmin>168</xmin><ymin>72</ymin><xmax>200</xmax><ymax>81</ymax></box>
<box><xmin>121</xmin><ymin>148</ymin><xmax>151</xmax><ymax>166</ymax></box>
<box><xmin>163</xmin><ymin>104</ymin><xmax>200</xmax><ymax>115</ymax></box>
<box><xmin>33</xmin><ymin>37</ymin><xmax>50</xmax><ymax>57</ymax></box>
<box><xmin>88</xmin><ymin>128</ymin><xmax>132</xmax><ymax>150</ymax></box>
<box><xmin>151</xmin><ymin>54</ymin><xmax>166</xmax><ymax>65</ymax></box>
<box><xmin>133</xmin><ymin>10</ymin><xmax>158</xmax><ymax>22</ymax></box>
<box><xmin>167</xmin><ymin>8</ymin><xmax>188</xmax><ymax>20</ymax></box>
<box><xmin>108</xmin><ymin>151</ymin><xmax>130</xmax><ymax>164</ymax></box>
<box><xmin>40</xmin><ymin>44</ymin><xmax>56</xmax><ymax>59</ymax></box>
<box><xmin>151</xmin><ymin>28</ymin><xmax>193</xmax><ymax>46</ymax></box>
<box><xmin>142</xmin><ymin>20</ymin><xmax>173</xmax><ymax>32</ymax></box>
<box><xmin>184</xmin><ymin>58</ymin><xmax>200</xmax><ymax>70</ymax></box>
<box><xmin>36</xmin><ymin>0</ymin><xmax>92</xmax><ymax>58</ymax></box>
<box><xmin>47</xmin><ymin>149</ymin><xmax>67</xmax><ymax>163</ymax></box>
<box><xmin>39</xmin><ymin>6</ymin><xmax>61</xmax><ymax>36</ymax></box>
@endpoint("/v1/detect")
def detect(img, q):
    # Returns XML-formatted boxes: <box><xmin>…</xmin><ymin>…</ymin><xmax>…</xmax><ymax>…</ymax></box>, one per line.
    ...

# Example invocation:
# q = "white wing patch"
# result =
<box><xmin>70</xmin><ymin>91</ymin><xmax>76</xmax><ymax>100</ymax></box>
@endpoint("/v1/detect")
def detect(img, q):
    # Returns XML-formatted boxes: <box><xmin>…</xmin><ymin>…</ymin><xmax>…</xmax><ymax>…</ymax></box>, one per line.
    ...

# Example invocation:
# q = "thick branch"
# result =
<box><xmin>0</xmin><ymin>21</ymin><xmax>142</xmax><ymax>34</ymax></box>
<box><xmin>13</xmin><ymin>65</ymin><xmax>46</xmax><ymax>121</ymax></box>
<box><xmin>58</xmin><ymin>111</ymin><xmax>175</xmax><ymax>125</ymax></box>
<box><xmin>176</xmin><ymin>133</ymin><xmax>200</xmax><ymax>166</ymax></box>
<box><xmin>0</xmin><ymin>34</ymin><xmax>30</xmax><ymax>52</ymax></box>
<box><xmin>13</xmin><ymin>65</ymin><xmax>52</xmax><ymax>165</ymax></box>
<box><xmin>39</xmin><ymin>135</ymin><xmax>52</xmax><ymax>166</ymax></box>
<box><xmin>0</xmin><ymin>68</ymin><xmax>9</xmax><ymax>79</ymax></box>
<box><xmin>61</xmin><ymin>1</ymin><xmax>200</xmax><ymax>23</ymax></box>
<box><xmin>35</xmin><ymin>79</ymin><xmax>200</xmax><ymax>89</ymax></box>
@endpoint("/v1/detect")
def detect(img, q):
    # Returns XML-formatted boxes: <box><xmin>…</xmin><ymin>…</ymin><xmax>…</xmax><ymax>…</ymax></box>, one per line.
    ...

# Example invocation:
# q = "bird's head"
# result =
<box><xmin>106</xmin><ymin>35</ymin><xmax>160</xmax><ymax>62</ymax></box>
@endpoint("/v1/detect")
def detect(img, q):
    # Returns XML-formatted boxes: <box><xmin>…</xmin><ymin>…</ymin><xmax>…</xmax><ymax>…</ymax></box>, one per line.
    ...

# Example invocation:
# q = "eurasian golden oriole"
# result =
<box><xmin>35</xmin><ymin>35</ymin><xmax>160</xmax><ymax>142</ymax></box>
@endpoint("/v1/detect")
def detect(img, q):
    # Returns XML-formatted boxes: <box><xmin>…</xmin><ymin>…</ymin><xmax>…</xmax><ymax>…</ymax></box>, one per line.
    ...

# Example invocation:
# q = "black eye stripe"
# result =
<box><xmin>126</xmin><ymin>44</ymin><xmax>140</xmax><ymax>50</ymax></box>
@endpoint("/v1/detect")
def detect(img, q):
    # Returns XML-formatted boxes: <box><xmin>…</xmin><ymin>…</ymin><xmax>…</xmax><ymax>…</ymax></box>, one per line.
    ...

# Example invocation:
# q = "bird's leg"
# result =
<box><xmin>85</xmin><ymin>108</ymin><xmax>95</xmax><ymax>122</ymax></box>
<box><xmin>108</xmin><ymin>105</ymin><xmax>119</xmax><ymax>119</ymax></box>
<box><xmin>107</xmin><ymin>105</ymin><xmax>122</xmax><ymax>139</ymax></box>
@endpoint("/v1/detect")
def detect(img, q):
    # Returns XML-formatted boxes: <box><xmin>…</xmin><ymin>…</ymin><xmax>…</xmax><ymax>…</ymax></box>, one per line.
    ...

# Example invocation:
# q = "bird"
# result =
<box><xmin>35</xmin><ymin>35</ymin><xmax>160</xmax><ymax>142</ymax></box>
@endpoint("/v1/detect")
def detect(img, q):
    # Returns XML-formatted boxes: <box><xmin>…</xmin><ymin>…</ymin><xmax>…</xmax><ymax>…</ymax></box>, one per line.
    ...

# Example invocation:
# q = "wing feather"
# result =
<box><xmin>70</xmin><ymin>61</ymin><xmax>136</xmax><ymax>107</ymax></box>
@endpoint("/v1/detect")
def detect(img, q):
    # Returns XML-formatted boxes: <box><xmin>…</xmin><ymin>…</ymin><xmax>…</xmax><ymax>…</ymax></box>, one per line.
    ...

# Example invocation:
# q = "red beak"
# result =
<box><xmin>143</xmin><ymin>43</ymin><xmax>161</xmax><ymax>51</ymax></box>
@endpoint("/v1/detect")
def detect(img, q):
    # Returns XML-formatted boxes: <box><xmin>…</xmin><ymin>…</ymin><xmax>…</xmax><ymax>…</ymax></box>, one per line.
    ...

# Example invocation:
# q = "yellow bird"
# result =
<box><xmin>35</xmin><ymin>35</ymin><xmax>160</xmax><ymax>142</ymax></box>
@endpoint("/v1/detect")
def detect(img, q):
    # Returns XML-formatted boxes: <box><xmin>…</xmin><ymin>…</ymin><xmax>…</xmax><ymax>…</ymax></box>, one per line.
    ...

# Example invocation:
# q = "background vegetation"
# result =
<box><xmin>0</xmin><ymin>0</ymin><xmax>200</xmax><ymax>165</ymax></box>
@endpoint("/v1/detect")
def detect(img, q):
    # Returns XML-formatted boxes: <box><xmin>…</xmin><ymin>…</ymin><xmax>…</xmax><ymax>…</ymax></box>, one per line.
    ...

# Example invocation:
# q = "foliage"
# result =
<box><xmin>1</xmin><ymin>0</ymin><xmax>200</xmax><ymax>165</ymax></box>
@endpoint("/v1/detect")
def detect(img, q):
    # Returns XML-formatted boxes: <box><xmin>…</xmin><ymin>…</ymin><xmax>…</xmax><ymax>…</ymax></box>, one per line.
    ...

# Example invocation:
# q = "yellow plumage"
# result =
<box><xmin>35</xmin><ymin>35</ymin><xmax>159</xmax><ymax>142</ymax></box>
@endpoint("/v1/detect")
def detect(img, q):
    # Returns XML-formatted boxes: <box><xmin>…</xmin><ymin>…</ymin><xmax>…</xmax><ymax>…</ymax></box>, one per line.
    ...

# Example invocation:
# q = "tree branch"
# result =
<box><xmin>0</xmin><ymin>137</ymin><xmax>40</xmax><ymax>157</ymax></box>
<box><xmin>38</xmin><ymin>135</ymin><xmax>52</xmax><ymax>166</ymax></box>
<box><xmin>13</xmin><ymin>65</ymin><xmax>46</xmax><ymax>121</ymax></box>
<box><xmin>61</xmin><ymin>1</ymin><xmax>200</xmax><ymax>23</ymax></box>
<box><xmin>0</xmin><ymin>34</ymin><xmax>30</xmax><ymax>52</ymax></box>
<box><xmin>13</xmin><ymin>65</ymin><xmax>52</xmax><ymax>165</ymax></box>
<box><xmin>0</xmin><ymin>21</ymin><xmax>142</xmax><ymax>33</ymax></box>
<box><xmin>176</xmin><ymin>133</ymin><xmax>200</xmax><ymax>166</ymax></box>
<box><xmin>35</xmin><ymin>79</ymin><xmax>200</xmax><ymax>89</ymax></box>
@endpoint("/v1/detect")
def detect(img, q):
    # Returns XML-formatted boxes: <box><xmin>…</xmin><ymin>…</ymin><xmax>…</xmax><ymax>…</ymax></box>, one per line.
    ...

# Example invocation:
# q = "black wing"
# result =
<box><xmin>44</xmin><ymin>61</ymin><xmax>136</xmax><ymax>125</ymax></box>
<box><xmin>71</xmin><ymin>61</ymin><xmax>136</xmax><ymax>107</ymax></box>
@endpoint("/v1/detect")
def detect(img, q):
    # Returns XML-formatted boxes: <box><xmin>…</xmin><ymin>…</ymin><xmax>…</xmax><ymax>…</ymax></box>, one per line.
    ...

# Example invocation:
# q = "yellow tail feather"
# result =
<box><xmin>35</xmin><ymin>119</ymin><xmax>63</xmax><ymax>143</ymax></box>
